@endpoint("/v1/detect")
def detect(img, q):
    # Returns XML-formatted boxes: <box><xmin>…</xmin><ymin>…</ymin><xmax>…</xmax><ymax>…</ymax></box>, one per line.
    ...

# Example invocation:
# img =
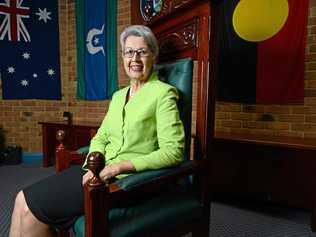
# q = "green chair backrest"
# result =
<box><xmin>155</xmin><ymin>58</ymin><xmax>193</xmax><ymax>161</ymax></box>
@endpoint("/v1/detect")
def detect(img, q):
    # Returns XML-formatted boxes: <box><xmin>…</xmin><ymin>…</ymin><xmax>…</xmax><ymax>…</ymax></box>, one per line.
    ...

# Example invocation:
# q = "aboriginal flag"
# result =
<box><xmin>216</xmin><ymin>0</ymin><xmax>309</xmax><ymax>103</ymax></box>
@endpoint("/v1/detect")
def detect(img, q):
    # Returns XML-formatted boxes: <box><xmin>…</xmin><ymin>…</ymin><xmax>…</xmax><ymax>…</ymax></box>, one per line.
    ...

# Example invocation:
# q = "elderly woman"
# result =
<box><xmin>9</xmin><ymin>25</ymin><xmax>184</xmax><ymax>237</ymax></box>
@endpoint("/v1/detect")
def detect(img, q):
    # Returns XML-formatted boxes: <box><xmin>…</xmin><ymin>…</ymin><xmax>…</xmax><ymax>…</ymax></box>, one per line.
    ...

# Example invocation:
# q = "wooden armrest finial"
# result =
<box><xmin>84</xmin><ymin>151</ymin><xmax>108</xmax><ymax>237</ymax></box>
<box><xmin>56</xmin><ymin>130</ymin><xmax>65</xmax><ymax>144</ymax></box>
<box><xmin>87</xmin><ymin>152</ymin><xmax>105</xmax><ymax>187</ymax></box>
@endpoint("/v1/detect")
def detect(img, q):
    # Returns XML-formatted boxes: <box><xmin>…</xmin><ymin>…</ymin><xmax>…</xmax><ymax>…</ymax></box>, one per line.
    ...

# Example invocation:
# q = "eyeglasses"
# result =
<box><xmin>123</xmin><ymin>48</ymin><xmax>151</xmax><ymax>58</ymax></box>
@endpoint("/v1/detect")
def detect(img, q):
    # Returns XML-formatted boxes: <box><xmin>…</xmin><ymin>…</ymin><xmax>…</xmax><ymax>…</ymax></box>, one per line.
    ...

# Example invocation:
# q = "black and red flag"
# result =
<box><xmin>216</xmin><ymin>0</ymin><xmax>309</xmax><ymax>103</ymax></box>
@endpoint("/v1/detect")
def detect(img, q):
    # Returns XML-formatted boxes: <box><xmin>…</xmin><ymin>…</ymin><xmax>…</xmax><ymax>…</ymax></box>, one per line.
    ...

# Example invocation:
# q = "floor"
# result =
<box><xmin>1</xmin><ymin>163</ymin><xmax>316</xmax><ymax>237</ymax></box>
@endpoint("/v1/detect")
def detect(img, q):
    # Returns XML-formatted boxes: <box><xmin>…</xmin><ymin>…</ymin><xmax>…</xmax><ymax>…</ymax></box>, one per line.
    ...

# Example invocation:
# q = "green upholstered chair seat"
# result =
<box><xmin>74</xmin><ymin>190</ymin><xmax>202</xmax><ymax>237</ymax></box>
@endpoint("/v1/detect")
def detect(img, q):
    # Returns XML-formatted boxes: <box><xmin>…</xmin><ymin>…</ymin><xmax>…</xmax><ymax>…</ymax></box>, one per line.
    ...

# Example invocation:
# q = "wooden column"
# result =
<box><xmin>84</xmin><ymin>152</ymin><xmax>109</xmax><ymax>237</ymax></box>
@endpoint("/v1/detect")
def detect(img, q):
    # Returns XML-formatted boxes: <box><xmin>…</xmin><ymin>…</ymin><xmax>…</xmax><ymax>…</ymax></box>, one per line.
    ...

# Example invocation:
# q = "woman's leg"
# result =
<box><xmin>9</xmin><ymin>191</ymin><xmax>55</xmax><ymax>237</ymax></box>
<box><xmin>10</xmin><ymin>166</ymin><xmax>84</xmax><ymax>237</ymax></box>
<box><xmin>9</xmin><ymin>191</ymin><xmax>23</xmax><ymax>237</ymax></box>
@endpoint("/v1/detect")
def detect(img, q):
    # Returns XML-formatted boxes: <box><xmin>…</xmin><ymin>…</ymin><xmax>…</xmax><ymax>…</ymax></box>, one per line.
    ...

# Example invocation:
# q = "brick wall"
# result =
<box><xmin>215</xmin><ymin>0</ymin><xmax>316</xmax><ymax>139</ymax></box>
<box><xmin>1</xmin><ymin>0</ymin><xmax>315</xmax><ymax>153</ymax></box>
<box><xmin>0</xmin><ymin>0</ymin><xmax>131</xmax><ymax>152</ymax></box>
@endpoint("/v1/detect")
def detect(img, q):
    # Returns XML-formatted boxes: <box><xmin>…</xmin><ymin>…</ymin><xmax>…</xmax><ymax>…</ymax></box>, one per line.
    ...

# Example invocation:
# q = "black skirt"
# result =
<box><xmin>23</xmin><ymin>166</ymin><xmax>85</xmax><ymax>230</ymax></box>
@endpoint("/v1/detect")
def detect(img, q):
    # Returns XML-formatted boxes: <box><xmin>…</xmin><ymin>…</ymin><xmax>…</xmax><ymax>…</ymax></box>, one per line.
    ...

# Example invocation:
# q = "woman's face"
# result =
<box><xmin>122</xmin><ymin>36</ymin><xmax>155</xmax><ymax>82</ymax></box>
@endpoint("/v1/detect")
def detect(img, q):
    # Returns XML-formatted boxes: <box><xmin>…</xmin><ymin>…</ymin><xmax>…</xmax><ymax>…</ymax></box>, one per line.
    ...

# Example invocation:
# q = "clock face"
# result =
<box><xmin>140</xmin><ymin>0</ymin><xmax>163</xmax><ymax>22</ymax></box>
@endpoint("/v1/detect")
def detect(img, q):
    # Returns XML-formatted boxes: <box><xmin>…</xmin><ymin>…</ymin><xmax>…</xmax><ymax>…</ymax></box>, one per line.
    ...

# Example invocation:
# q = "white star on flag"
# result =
<box><xmin>35</xmin><ymin>8</ymin><xmax>52</xmax><ymax>23</ymax></box>
<box><xmin>33</xmin><ymin>73</ymin><xmax>38</xmax><ymax>78</ymax></box>
<box><xmin>7</xmin><ymin>66</ymin><xmax>15</xmax><ymax>74</ymax></box>
<box><xmin>94</xmin><ymin>37</ymin><xmax>99</xmax><ymax>45</ymax></box>
<box><xmin>21</xmin><ymin>79</ymin><xmax>29</xmax><ymax>86</ymax></box>
<box><xmin>22</xmin><ymin>52</ymin><xmax>30</xmax><ymax>59</ymax></box>
<box><xmin>47</xmin><ymin>68</ymin><xmax>55</xmax><ymax>76</ymax></box>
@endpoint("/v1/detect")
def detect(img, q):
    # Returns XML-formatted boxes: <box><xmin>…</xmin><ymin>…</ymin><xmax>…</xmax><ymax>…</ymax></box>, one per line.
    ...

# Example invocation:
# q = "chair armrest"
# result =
<box><xmin>114</xmin><ymin>160</ymin><xmax>199</xmax><ymax>191</ymax></box>
<box><xmin>110</xmin><ymin>134</ymin><xmax>202</xmax><ymax>193</ymax></box>
<box><xmin>84</xmin><ymin>152</ymin><xmax>209</xmax><ymax>237</ymax></box>
<box><xmin>106</xmin><ymin>159</ymin><xmax>208</xmax><ymax>204</ymax></box>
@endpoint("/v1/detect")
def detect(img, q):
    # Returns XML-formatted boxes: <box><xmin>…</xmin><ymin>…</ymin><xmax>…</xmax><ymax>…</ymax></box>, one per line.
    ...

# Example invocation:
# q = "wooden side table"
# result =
<box><xmin>39</xmin><ymin>121</ymin><xmax>99</xmax><ymax>167</ymax></box>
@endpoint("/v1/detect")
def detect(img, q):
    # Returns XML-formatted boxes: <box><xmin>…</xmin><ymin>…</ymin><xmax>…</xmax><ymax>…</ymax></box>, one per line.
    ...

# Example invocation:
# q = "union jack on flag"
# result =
<box><xmin>0</xmin><ymin>0</ymin><xmax>61</xmax><ymax>100</ymax></box>
<box><xmin>0</xmin><ymin>0</ymin><xmax>31</xmax><ymax>42</ymax></box>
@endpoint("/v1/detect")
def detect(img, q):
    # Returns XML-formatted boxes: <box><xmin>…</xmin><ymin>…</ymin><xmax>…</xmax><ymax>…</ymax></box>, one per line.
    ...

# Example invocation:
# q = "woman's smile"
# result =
<box><xmin>129</xmin><ymin>64</ymin><xmax>143</xmax><ymax>72</ymax></box>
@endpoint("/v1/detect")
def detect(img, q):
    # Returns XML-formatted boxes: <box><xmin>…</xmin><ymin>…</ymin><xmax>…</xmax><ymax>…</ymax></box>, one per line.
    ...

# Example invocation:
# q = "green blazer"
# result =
<box><xmin>83</xmin><ymin>72</ymin><xmax>185</xmax><ymax>176</ymax></box>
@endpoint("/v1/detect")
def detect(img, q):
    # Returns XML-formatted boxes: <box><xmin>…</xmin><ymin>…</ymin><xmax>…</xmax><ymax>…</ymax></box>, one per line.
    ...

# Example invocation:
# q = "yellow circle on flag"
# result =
<box><xmin>232</xmin><ymin>0</ymin><xmax>289</xmax><ymax>42</ymax></box>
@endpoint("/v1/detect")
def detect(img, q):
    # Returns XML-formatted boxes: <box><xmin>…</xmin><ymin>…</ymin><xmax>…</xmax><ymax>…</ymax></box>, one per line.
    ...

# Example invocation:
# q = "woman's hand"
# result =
<box><xmin>82</xmin><ymin>170</ymin><xmax>93</xmax><ymax>186</ymax></box>
<box><xmin>82</xmin><ymin>161</ymin><xmax>135</xmax><ymax>185</ymax></box>
<box><xmin>100</xmin><ymin>161</ymin><xmax>136</xmax><ymax>181</ymax></box>
<box><xmin>81</xmin><ymin>165</ymin><xmax>120</xmax><ymax>186</ymax></box>
<box><xmin>99</xmin><ymin>164</ymin><xmax>121</xmax><ymax>181</ymax></box>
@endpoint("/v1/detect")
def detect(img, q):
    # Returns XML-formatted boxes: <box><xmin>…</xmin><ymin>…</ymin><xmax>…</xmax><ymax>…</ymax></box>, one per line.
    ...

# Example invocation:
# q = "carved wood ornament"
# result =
<box><xmin>139</xmin><ymin>0</ymin><xmax>197</xmax><ymax>23</ymax></box>
<box><xmin>158</xmin><ymin>19</ymin><xmax>197</xmax><ymax>57</ymax></box>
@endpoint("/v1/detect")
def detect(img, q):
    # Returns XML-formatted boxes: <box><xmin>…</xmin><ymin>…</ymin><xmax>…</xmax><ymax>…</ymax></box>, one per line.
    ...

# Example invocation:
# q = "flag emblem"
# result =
<box><xmin>76</xmin><ymin>0</ymin><xmax>118</xmax><ymax>100</ymax></box>
<box><xmin>0</xmin><ymin>0</ymin><xmax>31</xmax><ymax>42</ymax></box>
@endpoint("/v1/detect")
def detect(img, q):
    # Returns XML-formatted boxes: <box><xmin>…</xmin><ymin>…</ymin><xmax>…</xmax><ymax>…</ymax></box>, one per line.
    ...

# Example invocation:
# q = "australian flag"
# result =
<box><xmin>0</xmin><ymin>0</ymin><xmax>61</xmax><ymax>100</ymax></box>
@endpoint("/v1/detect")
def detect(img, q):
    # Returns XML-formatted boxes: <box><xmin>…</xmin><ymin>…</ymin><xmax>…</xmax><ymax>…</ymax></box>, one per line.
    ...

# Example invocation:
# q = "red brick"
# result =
<box><xmin>242</xmin><ymin>121</ymin><xmax>265</xmax><ymax>129</ymax></box>
<box><xmin>242</xmin><ymin>105</ymin><xmax>265</xmax><ymax>113</ymax></box>
<box><xmin>221</xmin><ymin>120</ymin><xmax>242</xmax><ymax>128</ymax></box>
<box><xmin>307</xmin><ymin>80</ymin><xmax>316</xmax><ymax>88</ymax></box>
<box><xmin>305</xmin><ymin>97</ymin><xmax>316</xmax><ymax>105</ymax></box>
<box><xmin>265</xmin><ymin>122</ymin><xmax>290</xmax><ymax>130</ymax></box>
<box><xmin>217</xmin><ymin>103</ymin><xmax>242</xmax><ymax>112</ymax></box>
<box><xmin>305</xmin><ymin>53</ymin><xmax>316</xmax><ymax>61</ymax></box>
<box><xmin>306</xmin><ymin>115</ymin><xmax>316</xmax><ymax>123</ymax></box>
<box><xmin>273</xmin><ymin>131</ymin><xmax>304</xmax><ymax>138</ymax></box>
<box><xmin>310</xmin><ymin>44</ymin><xmax>316</xmax><ymax>53</ymax></box>
<box><xmin>265</xmin><ymin>106</ymin><xmax>290</xmax><ymax>114</ymax></box>
<box><xmin>304</xmin><ymin>132</ymin><xmax>316</xmax><ymax>139</ymax></box>
<box><xmin>305</xmin><ymin>89</ymin><xmax>316</xmax><ymax>97</ymax></box>
<box><xmin>309</xmin><ymin>16</ymin><xmax>316</xmax><ymax>25</ymax></box>
<box><xmin>215</xmin><ymin>112</ymin><xmax>231</xmax><ymax>120</ymax></box>
<box><xmin>278</xmin><ymin>115</ymin><xmax>305</xmax><ymax>122</ymax></box>
<box><xmin>291</xmin><ymin>106</ymin><xmax>308</xmax><ymax>114</ymax></box>
<box><xmin>231</xmin><ymin>113</ymin><xmax>253</xmax><ymax>121</ymax></box>
<box><xmin>292</xmin><ymin>123</ymin><xmax>316</xmax><ymax>132</ymax></box>
<box><xmin>304</xmin><ymin>71</ymin><xmax>316</xmax><ymax>80</ymax></box>
<box><xmin>305</xmin><ymin>62</ymin><xmax>316</xmax><ymax>70</ymax></box>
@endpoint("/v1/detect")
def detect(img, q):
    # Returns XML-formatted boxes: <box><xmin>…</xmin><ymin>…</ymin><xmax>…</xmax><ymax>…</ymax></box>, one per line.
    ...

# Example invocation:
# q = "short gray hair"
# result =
<box><xmin>120</xmin><ymin>25</ymin><xmax>159</xmax><ymax>59</ymax></box>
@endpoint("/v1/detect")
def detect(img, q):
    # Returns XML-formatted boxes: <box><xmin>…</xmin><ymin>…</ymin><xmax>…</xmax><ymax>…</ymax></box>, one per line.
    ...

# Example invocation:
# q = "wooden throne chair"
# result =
<box><xmin>55</xmin><ymin>1</ymin><xmax>215</xmax><ymax>236</ymax></box>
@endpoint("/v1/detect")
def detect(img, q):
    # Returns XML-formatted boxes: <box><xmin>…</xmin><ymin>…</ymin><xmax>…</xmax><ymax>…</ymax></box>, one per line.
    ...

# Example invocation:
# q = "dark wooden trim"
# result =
<box><xmin>215</xmin><ymin>132</ymin><xmax>316</xmax><ymax>150</ymax></box>
<box><xmin>211</xmin><ymin>133</ymin><xmax>316</xmax><ymax>231</ymax></box>
<box><xmin>39</xmin><ymin>121</ymin><xmax>98</xmax><ymax>167</ymax></box>
<box><xmin>131</xmin><ymin>0</ymin><xmax>209</xmax><ymax>26</ymax></box>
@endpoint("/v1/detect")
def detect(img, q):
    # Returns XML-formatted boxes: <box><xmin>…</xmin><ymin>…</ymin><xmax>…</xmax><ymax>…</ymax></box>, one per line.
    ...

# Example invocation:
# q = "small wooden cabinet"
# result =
<box><xmin>39</xmin><ymin>121</ymin><xmax>99</xmax><ymax>167</ymax></box>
